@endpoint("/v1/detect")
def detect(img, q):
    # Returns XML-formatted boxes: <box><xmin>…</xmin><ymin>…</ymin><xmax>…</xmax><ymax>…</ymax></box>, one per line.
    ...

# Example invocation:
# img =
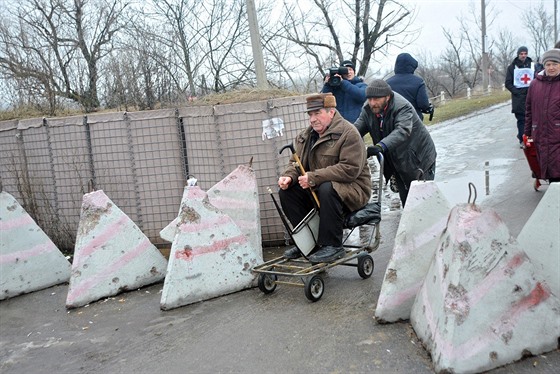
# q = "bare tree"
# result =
<box><xmin>271</xmin><ymin>0</ymin><xmax>416</xmax><ymax>88</ymax></box>
<box><xmin>415</xmin><ymin>52</ymin><xmax>445</xmax><ymax>100</ymax></box>
<box><xmin>491</xmin><ymin>29</ymin><xmax>517</xmax><ymax>84</ymax></box>
<box><xmin>523</xmin><ymin>1</ymin><xmax>556</xmax><ymax>60</ymax></box>
<box><xmin>439</xmin><ymin>39</ymin><xmax>470</xmax><ymax>98</ymax></box>
<box><xmin>437</xmin><ymin>1</ymin><xmax>503</xmax><ymax>94</ymax></box>
<box><xmin>0</xmin><ymin>0</ymin><xmax>132</xmax><ymax>113</ymax></box>
<box><xmin>202</xmin><ymin>0</ymin><xmax>253</xmax><ymax>92</ymax></box>
<box><xmin>142</xmin><ymin>0</ymin><xmax>254</xmax><ymax>99</ymax></box>
<box><xmin>145</xmin><ymin>0</ymin><xmax>204</xmax><ymax>98</ymax></box>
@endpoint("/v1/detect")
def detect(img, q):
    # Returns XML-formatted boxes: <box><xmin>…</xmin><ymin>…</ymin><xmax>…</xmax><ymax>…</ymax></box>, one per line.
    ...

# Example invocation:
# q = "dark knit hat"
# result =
<box><xmin>517</xmin><ymin>46</ymin><xmax>528</xmax><ymax>55</ymax></box>
<box><xmin>366</xmin><ymin>79</ymin><xmax>392</xmax><ymax>98</ymax></box>
<box><xmin>541</xmin><ymin>48</ymin><xmax>560</xmax><ymax>64</ymax></box>
<box><xmin>342</xmin><ymin>60</ymin><xmax>355</xmax><ymax>70</ymax></box>
<box><xmin>306</xmin><ymin>93</ymin><xmax>336</xmax><ymax>112</ymax></box>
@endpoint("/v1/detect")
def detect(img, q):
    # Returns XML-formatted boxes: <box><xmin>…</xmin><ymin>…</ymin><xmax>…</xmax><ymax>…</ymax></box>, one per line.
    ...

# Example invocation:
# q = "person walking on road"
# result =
<box><xmin>505</xmin><ymin>46</ymin><xmax>534</xmax><ymax>148</ymax></box>
<box><xmin>524</xmin><ymin>48</ymin><xmax>560</xmax><ymax>184</ymax></box>
<box><xmin>354</xmin><ymin>79</ymin><xmax>437</xmax><ymax>207</ymax></box>
<box><xmin>386</xmin><ymin>53</ymin><xmax>433</xmax><ymax>122</ymax></box>
<box><xmin>278</xmin><ymin>93</ymin><xmax>371</xmax><ymax>263</ymax></box>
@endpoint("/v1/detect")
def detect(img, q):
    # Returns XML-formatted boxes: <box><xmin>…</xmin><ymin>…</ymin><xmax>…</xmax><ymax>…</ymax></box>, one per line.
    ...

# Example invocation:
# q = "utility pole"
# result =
<box><xmin>555</xmin><ymin>0</ymin><xmax>558</xmax><ymax>43</ymax></box>
<box><xmin>481</xmin><ymin>0</ymin><xmax>489</xmax><ymax>93</ymax></box>
<box><xmin>246</xmin><ymin>0</ymin><xmax>268</xmax><ymax>89</ymax></box>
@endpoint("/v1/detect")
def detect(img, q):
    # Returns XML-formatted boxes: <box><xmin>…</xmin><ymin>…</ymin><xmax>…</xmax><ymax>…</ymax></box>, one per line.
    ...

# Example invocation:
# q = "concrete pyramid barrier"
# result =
<box><xmin>66</xmin><ymin>190</ymin><xmax>167</xmax><ymax>308</ymax></box>
<box><xmin>375</xmin><ymin>181</ymin><xmax>451</xmax><ymax>323</ymax></box>
<box><xmin>159</xmin><ymin>217</ymin><xmax>179</xmax><ymax>242</ymax></box>
<box><xmin>207</xmin><ymin>164</ymin><xmax>263</xmax><ymax>263</ymax></box>
<box><xmin>160</xmin><ymin>165</ymin><xmax>263</xmax><ymax>264</ymax></box>
<box><xmin>160</xmin><ymin>186</ymin><xmax>258</xmax><ymax>310</ymax></box>
<box><xmin>0</xmin><ymin>191</ymin><xmax>71</xmax><ymax>300</ymax></box>
<box><xmin>517</xmin><ymin>183</ymin><xmax>560</xmax><ymax>296</ymax></box>
<box><xmin>410</xmin><ymin>203</ymin><xmax>560</xmax><ymax>373</ymax></box>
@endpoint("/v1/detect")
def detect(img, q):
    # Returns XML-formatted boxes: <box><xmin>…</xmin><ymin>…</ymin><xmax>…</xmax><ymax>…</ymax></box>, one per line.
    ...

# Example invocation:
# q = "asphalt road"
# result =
<box><xmin>1</xmin><ymin>103</ymin><xmax>558</xmax><ymax>373</ymax></box>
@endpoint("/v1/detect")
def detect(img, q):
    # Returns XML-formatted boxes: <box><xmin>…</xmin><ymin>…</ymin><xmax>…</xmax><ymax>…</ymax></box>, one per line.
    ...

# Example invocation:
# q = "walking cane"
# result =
<box><xmin>279</xmin><ymin>143</ymin><xmax>320</xmax><ymax>209</ymax></box>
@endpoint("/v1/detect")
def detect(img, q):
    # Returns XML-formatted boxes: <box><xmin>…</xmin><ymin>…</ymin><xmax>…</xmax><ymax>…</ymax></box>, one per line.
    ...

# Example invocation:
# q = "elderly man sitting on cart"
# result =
<box><xmin>278</xmin><ymin>92</ymin><xmax>372</xmax><ymax>263</ymax></box>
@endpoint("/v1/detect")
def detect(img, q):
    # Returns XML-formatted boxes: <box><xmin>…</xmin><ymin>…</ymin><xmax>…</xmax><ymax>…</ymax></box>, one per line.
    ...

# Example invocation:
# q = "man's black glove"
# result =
<box><xmin>367</xmin><ymin>144</ymin><xmax>383</xmax><ymax>158</ymax></box>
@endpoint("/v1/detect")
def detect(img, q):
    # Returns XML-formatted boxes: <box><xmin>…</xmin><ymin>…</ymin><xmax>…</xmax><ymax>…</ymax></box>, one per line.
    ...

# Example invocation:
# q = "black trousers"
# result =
<box><xmin>515</xmin><ymin>113</ymin><xmax>525</xmax><ymax>143</ymax></box>
<box><xmin>393</xmin><ymin>162</ymin><xmax>436</xmax><ymax>208</ymax></box>
<box><xmin>278</xmin><ymin>181</ymin><xmax>344</xmax><ymax>247</ymax></box>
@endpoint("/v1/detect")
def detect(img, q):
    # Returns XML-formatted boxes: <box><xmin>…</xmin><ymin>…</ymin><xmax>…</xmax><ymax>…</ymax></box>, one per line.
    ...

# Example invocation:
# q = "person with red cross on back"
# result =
<box><xmin>505</xmin><ymin>46</ymin><xmax>534</xmax><ymax>148</ymax></box>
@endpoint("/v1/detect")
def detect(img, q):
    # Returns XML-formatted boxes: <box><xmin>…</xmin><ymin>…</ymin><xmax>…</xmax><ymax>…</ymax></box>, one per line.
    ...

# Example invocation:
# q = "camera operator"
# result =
<box><xmin>321</xmin><ymin>60</ymin><xmax>367</xmax><ymax>123</ymax></box>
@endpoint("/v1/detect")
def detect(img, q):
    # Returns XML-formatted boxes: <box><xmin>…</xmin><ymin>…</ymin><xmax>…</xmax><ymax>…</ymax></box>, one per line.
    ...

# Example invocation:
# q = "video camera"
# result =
<box><xmin>421</xmin><ymin>103</ymin><xmax>435</xmax><ymax>121</ymax></box>
<box><xmin>326</xmin><ymin>67</ymin><xmax>349</xmax><ymax>87</ymax></box>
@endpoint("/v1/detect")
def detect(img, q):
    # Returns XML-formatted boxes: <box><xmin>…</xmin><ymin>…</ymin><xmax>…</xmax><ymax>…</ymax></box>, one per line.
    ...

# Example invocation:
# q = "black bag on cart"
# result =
<box><xmin>344</xmin><ymin>202</ymin><xmax>381</xmax><ymax>229</ymax></box>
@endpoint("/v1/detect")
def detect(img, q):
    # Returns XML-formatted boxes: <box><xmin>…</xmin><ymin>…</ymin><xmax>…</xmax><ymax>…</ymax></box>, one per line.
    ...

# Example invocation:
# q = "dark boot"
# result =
<box><xmin>308</xmin><ymin>245</ymin><xmax>345</xmax><ymax>263</ymax></box>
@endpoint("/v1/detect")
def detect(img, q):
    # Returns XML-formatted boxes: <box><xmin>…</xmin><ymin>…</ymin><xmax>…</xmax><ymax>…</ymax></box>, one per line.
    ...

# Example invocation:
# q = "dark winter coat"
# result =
<box><xmin>321</xmin><ymin>77</ymin><xmax>367</xmax><ymax>123</ymax></box>
<box><xmin>386</xmin><ymin>53</ymin><xmax>431</xmax><ymax>121</ymax></box>
<box><xmin>505</xmin><ymin>56</ymin><xmax>534</xmax><ymax>114</ymax></box>
<box><xmin>524</xmin><ymin>71</ymin><xmax>560</xmax><ymax>179</ymax></box>
<box><xmin>354</xmin><ymin>92</ymin><xmax>437</xmax><ymax>188</ymax></box>
<box><xmin>282</xmin><ymin>111</ymin><xmax>372</xmax><ymax>212</ymax></box>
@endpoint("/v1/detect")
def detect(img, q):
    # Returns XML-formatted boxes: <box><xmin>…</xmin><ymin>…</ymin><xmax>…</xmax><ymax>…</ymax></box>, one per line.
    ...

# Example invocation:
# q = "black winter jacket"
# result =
<box><xmin>386</xmin><ymin>53</ymin><xmax>431</xmax><ymax>121</ymax></box>
<box><xmin>505</xmin><ymin>56</ymin><xmax>534</xmax><ymax>114</ymax></box>
<box><xmin>354</xmin><ymin>93</ymin><xmax>437</xmax><ymax>188</ymax></box>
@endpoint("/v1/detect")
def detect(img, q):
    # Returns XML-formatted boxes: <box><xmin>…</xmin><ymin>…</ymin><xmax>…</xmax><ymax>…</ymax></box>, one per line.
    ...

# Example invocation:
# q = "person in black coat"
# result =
<box><xmin>386</xmin><ymin>53</ymin><xmax>432</xmax><ymax>121</ymax></box>
<box><xmin>505</xmin><ymin>46</ymin><xmax>534</xmax><ymax>147</ymax></box>
<box><xmin>355</xmin><ymin>80</ymin><xmax>437</xmax><ymax>207</ymax></box>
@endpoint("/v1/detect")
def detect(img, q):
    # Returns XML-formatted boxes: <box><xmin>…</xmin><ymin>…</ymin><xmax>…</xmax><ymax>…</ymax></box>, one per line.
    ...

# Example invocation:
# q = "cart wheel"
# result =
<box><xmin>258</xmin><ymin>273</ymin><xmax>277</xmax><ymax>294</ymax></box>
<box><xmin>357</xmin><ymin>254</ymin><xmax>374</xmax><ymax>279</ymax></box>
<box><xmin>304</xmin><ymin>275</ymin><xmax>324</xmax><ymax>302</ymax></box>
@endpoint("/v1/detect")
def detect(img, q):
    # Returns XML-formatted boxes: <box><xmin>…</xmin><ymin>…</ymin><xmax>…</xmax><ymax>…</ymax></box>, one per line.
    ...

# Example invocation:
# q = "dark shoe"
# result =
<box><xmin>283</xmin><ymin>246</ymin><xmax>302</xmax><ymax>259</ymax></box>
<box><xmin>308</xmin><ymin>246</ymin><xmax>345</xmax><ymax>264</ymax></box>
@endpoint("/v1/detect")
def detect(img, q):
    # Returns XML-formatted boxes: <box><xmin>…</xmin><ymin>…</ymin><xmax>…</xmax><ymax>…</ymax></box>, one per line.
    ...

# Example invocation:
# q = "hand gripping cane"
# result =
<box><xmin>280</xmin><ymin>143</ymin><xmax>320</xmax><ymax>209</ymax></box>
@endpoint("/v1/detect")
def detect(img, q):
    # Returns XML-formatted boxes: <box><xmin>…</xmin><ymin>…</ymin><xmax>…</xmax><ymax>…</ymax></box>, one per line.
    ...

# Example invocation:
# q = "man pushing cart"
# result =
<box><xmin>276</xmin><ymin>93</ymin><xmax>372</xmax><ymax>263</ymax></box>
<box><xmin>252</xmin><ymin>93</ymin><xmax>382</xmax><ymax>301</ymax></box>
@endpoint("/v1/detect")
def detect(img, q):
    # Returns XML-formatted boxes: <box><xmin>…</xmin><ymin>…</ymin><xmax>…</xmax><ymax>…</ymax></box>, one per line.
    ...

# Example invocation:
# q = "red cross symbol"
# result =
<box><xmin>520</xmin><ymin>74</ymin><xmax>531</xmax><ymax>84</ymax></box>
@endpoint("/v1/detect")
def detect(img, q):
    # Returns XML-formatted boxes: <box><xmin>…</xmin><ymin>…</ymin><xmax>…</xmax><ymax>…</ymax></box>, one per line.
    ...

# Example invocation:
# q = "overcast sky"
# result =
<box><xmin>384</xmin><ymin>0</ymin><xmax>557</xmax><ymax>65</ymax></box>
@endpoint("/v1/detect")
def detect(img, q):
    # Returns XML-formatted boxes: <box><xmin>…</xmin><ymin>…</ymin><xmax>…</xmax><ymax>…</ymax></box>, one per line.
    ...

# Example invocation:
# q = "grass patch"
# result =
<box><xmin>1</xmin><ymin>88</ymin><xmax>511</xmax><ymax>125</ymax></box>
<box><xmin>430</xmin><ymin>90</ymin><xmax>510</xmax><ymax>125</ymax></box>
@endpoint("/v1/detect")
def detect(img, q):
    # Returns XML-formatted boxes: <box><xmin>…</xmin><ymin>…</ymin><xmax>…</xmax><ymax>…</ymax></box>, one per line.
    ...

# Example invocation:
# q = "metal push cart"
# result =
<box><xmin>252</xmin><ymin>154</ymin><xmax>384</xmax><ymax>302</ymax></box>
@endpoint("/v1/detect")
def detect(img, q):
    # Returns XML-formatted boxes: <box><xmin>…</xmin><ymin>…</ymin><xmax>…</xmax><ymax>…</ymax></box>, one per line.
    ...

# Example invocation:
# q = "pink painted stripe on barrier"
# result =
<box><xmin>231</xmin><ymin>219</ymin><xmax>258</xmax><ymax>231</ymax></box>
<box><xmin>178</xmin><ymin>215</ymin><xmax>232</xmax><ymax>233</ymax></box>
<box><xmin>209</xmin><ymin>197</ymin><xmax>257</xmax><ymax>210</ymax></box>
<box><xmin>420</xmin><ymin>264</ymin><xmax>551</xmax><ymax>364</ymax></box>
<box><xmin>185</xmin><ymin>187</ymin><xmax>206</xmax><ymax>200</ymax></box>
<box><xmin>431</xmin><ymin>250</ymin><xmax>527</xmax><ymax>308</ymax></box>
<box><xmin>426</xmin><ymin>282</ymin><xmax>552</xmax><ymax>363</ymax></box>
<box><xmin>0</xmin><ymin>213</ymin><xmax>34</xmax><ymax>231</ymax></box>
<box><xmin>0</xmin><ymin>241</ymin><xmax>58</xmax><ymax>264</ymax></box>
<box><xmin>378</xmin><ymin>284</ymin><xmax>420</xmax><ymax>310</ymax></box>
<box><xmin>85</xmin><ymin>190</ymin><xmax>109</xmax><ymax>207</ymax></box>
<box><xmin>408</xmin><ymin>183</ymin><xmax>439</xmax><ymax>204</ymax></box>
<box><xmin>175</xmin><ymin>234</ymin><xmax>248</xmax><ymax>261</ymax></box>
<box><xmin>67</xmin><ymin>238</ymin><xmax>153</xmax><ymax>304</ymax></box>
<box><xmin>452</xmin><ymin>209</ymin><xmax>503</xmax><ymax>244</ymax></box>
<box><xmin>72</xmin><ymin>214</ymin><xmax>129</xmax><ymax>270</ymax></box>
<box><xmin>393</xmin><ymin>217</ymin><xmax>448</xmax><ymax>261</ymax></box>
<box><xmin>466</xmin><ymin>252</ymin><xmax>528</xmax><ymax>307</ymax></box>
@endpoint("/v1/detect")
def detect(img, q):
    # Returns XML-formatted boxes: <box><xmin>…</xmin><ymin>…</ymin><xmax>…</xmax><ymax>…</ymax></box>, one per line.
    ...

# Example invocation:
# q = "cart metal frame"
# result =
<box><xmin>253</xmin><ymin>154</ymin><xmax>384</xmax><ymax>301</ymax></box>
